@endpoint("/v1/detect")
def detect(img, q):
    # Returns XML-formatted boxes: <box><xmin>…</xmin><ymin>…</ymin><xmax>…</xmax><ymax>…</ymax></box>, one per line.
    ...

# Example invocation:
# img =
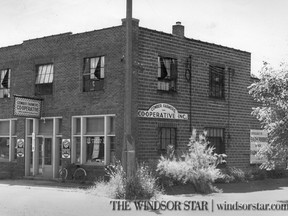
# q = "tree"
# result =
<box><xmin>248</xmin><ymin>62</ymin><xmax>288</xmax><ymax>169</ymax></box>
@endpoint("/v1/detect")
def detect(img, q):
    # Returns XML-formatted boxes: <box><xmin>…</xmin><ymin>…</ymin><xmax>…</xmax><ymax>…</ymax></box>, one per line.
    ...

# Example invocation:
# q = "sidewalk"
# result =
<box><xmin>0</xmin><ymin>178</ymin><xmax>93</xmax><ymax>189</ymax></box>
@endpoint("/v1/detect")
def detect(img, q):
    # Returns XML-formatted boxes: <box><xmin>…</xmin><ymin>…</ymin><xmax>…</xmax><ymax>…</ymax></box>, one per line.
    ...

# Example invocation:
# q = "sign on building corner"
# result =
<box><xmin>13</xmin><ymin>95</ymin><xmax>43</xmax><ymax>118</ymax></box>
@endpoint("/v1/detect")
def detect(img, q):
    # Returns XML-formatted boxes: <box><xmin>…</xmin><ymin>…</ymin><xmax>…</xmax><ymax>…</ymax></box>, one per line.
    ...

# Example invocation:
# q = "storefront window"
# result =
<box><xmin>0</xmin><ymin>138</ymin><xmax>9</xmax><ymax>160</ymax></box>
<box><xmin>0</xmin><ymin>119</ymin><xmax>16</xmax><ymax>161</ymax></box>
<box><xmin>72</xmin><ymin>115</ymin><xmax>115</xmax><ymax>165</ymax></box>
<box><xmin>75</xmin><ymin>137</ymin><xmax>81</xmax><ymax>163</ymax></box>
<box><xmin>86</xmin><ymin>136</ymin><xmax>104</xmax><ymax>163</ymax></box>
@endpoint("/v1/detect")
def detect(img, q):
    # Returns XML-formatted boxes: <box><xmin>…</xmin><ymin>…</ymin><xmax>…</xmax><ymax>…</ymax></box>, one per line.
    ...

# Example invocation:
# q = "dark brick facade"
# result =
<box><xmin>137</xmin><ymin>26</ymin><xmax>258</xmax><ymax>168</ymax></box>
<box><xmin>0</xmin><ymin>19</ymin><xmax>258</xmax><ymax>179</ymax></box>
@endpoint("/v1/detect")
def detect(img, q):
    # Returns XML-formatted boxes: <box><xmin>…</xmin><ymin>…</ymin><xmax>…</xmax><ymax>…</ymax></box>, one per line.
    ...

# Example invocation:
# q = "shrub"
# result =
<box><xmin>249</xmin><ymin>167</ymin><xmax>268</xmax><ymax>180</ymax></box>
<box><xmin>91</xmin><ymin>162</ymin><xmax>161</xmax><ymax>200</ymax></box>
<box><xmin>216</xmin><ymin>167</ymin><xmax>247</xmax><ymax>183</ymax></box>
<box><xmin>125</xmin><ymin>164</ymin><xmax>161</xmax><ymax>200</ymax></box>
<box><xmin>266</xmin><ymin>169</ymin><xmax>287</xmax><ymax>179</ymax></box>
<box><xmin>91</xmin><ymin>161</ymin><xmax>126</xmax><ymax>199</ymax></box>
<box><xmin>156</xmin><ymin>129</ymin><xmax>225</xmax><ymax>194</ymax></box>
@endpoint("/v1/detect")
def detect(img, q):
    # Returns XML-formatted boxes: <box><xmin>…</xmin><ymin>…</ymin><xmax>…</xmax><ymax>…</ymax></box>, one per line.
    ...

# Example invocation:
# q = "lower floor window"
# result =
<box><xmin>206</xmin><ymin>128</ymin><xmax>225</xmax><ymax>154</ymax></box>
<box><xmin>158</xmin><ymin>127</ymin><xmax>177</xmax><ymax>154</ymax></box>
<box><xmin>72</xmin><ymin>115</ymin><xmax>115</xmax><ymax>165</ymax></box>
<box><xmin>0</xmin><ymin>119</ymin><xmax>17</xmax><ymax>161</ymax></box>
<box><xmin>0</xmin><ymin>138</ymin><xmax>9</xmax><ymax>160</ymax></box>
<box><xmin>86</xmin><ymin>137</ymin><xmax>104</xmax><ymax>162</ymax></box>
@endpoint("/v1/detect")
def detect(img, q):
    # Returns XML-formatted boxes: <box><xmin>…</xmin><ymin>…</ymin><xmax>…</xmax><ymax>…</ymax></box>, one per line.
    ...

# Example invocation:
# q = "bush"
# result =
<box><xmin>249</xmin><ymin>167</ymin><xmax>267</xmax><ymax>180</ymax></box>
<box><xmin>125</xmin><ymin>165</ymin><xmax>161</xmax><ymax>200</ymax></box>
<box><xmin>266</xmin><ymin>169</ymin><xmax>287</xmax><ymax>179</ymax></box>
<box><xmin>91</xmin><ymin>162</ymin><xmax>161</xmax><ymax>200</ymax></box>
<box><xmin>216</xmin><ymin>167</ymin><xmax>247</xmax><ymax>183</ymax></box>
<box><xmin>156</xmin><ymin>130</ymin><xmax>225</xmax><ymax>194</ymax></box>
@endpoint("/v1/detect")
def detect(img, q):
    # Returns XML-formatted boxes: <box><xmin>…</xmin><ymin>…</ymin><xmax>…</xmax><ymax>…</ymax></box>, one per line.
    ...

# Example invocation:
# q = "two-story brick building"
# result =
<box><xmin>0</xmin><ymin>18</ymin><xmax>259</xmax><ymax>180</ymax></box>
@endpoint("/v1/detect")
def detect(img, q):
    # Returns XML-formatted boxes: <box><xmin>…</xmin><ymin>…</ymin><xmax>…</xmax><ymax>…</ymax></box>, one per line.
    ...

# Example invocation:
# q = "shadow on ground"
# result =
<box><xmin>164</xmin><ymin>177</ymin><xmax>288</xmax><ymax>195</ymax></box>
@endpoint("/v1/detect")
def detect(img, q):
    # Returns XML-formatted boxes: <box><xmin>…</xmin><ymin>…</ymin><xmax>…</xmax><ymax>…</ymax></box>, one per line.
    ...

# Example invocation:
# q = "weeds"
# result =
<box><xmin>91</xmin><ymin>161</ymin><xmax>162</xmax><ymax>200</ymax></box>
<box><xmin>156</xmin><ymin>129</ymin><xmax>225</xmax><ymax>194</ymax></box>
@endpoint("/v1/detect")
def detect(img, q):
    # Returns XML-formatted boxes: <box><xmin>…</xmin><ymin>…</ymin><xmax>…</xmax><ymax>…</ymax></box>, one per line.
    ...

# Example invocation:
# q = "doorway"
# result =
<box><xmin>38</xmin><ymin>137</ymin><xmax>53</xmax><ymax>178</ymax></box>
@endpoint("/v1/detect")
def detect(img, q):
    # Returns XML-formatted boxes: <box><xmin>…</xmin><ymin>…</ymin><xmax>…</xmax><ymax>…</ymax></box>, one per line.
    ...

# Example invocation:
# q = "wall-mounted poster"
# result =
<box><xmin>62</xmin><ymin>139</ymin><xmax>71</xmax><ymax>159</ymax></box>
<box><xmin>16</xmin><ymin>139</ymin><xmax>24</xmax><ymax>157</ymax></box>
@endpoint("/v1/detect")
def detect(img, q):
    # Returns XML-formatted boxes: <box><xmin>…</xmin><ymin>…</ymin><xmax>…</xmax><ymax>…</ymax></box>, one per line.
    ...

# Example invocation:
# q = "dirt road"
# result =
<box><xmin>0</xmin><ymin>178</ymin><xmax>287</xmax><ymax>216</ymax></box>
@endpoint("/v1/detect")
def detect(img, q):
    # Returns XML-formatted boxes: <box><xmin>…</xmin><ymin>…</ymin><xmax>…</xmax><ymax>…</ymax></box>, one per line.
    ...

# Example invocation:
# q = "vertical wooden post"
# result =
<box><xmin>123</xmin><ymin>0</ymin><xmax>136</xmax><ymax>177</ymax></box>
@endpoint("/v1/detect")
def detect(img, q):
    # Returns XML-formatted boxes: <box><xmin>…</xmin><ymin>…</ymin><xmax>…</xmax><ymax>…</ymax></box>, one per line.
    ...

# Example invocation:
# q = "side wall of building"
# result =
<box><xmin>137</xmin><ymin>27</ymin><xmax>252</xmax><ymax>168</ymax></box>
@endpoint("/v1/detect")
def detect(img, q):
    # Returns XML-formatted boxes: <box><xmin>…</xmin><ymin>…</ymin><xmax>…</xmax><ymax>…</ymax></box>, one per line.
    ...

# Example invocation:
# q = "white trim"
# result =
<box><xmin>71</xmin><ymin>114</ymin><xmax>115</xmax><ymax>166</ymax></box>
<box><xmin>0</xmin><ymin>118</ymin><xmax>17</xmax><ymax>122</ymax></box>
<box><xmin>0</xmin><ymin>118</ymin><xmax>17</xmax><ymax>162</ymax></box>
<box><xmin>72</xmin><ymin>114</ymin><xmax>115</xmax><ymax>118</ymax></box>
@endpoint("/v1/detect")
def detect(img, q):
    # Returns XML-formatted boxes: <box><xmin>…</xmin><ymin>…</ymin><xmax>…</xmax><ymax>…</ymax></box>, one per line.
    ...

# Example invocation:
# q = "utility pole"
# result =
<box><xmin>122</xmin><ymin>0</ymin><xmax>136</xmax><ymax>178</ymax></box>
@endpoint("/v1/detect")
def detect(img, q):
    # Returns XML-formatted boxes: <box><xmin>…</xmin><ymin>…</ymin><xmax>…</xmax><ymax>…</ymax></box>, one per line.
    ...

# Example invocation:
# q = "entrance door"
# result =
<box><xmin>38</xmin><ymin>137</ymin><xmax>53</xmax><ymax>178</ymax></box>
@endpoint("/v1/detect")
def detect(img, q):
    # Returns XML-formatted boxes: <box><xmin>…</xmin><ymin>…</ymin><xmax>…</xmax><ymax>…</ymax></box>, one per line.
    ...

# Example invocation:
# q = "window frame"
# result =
<box><xmin>0</xmin><ymin>68</ymin><xmax>11</xmax><ymax>98</ymax></box>
<box><xmin>209</xmin><ymin>65</ymin><xmax>225</xmax><ymax>99</ymax></box>
<box><xmin>206</xmin><ymin>127</ymin><xmax>225</xmax><ymax>154</ymax></box>
<box><xmin>83</xmin><ymin>56</ymin><xmax>105</xmax><ymax>92</ymax></box>
<box><xmin>157</xmin><ymin>56</ymin><xmax>177</xmax><ymax>92</ymax></box>
<box><xmin>158</xmin><ymin>127</ymin><xmax>177</xmax><ymax>154</ymax></box>
<box><xmin>0</xmin><ymin>119</ymin><xmax>17</xmax><ymax>162</ymax></box>
<box><xmin>71</xmin><ymin>114</ymin><xmax>115</xmax><ymax>166</ymax></box>
<box><xmin>35</xmin><ymin>63</ymin><xmax>54</xmax><ymax>95</ymax></box>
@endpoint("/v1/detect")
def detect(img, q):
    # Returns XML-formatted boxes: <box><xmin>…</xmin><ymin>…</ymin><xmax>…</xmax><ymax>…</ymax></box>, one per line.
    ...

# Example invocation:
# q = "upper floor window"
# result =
<box><xmin>206</xmin><ymin>128</ymin><xmax>225</xmax><ymax>154</ymax></box>
<box><xmin>35</xmin><ymin>64</ymin><xmax>54</xmax><ymax>95</ymax></box>
<box><xmin>0</xmin><ymin>69</ymin><xmax>10</xmax><ymax>98</ymax></box>
<box><xmin>209</xmin><ymin>65</ymin><xmax>224</xmax><ymax>98</ymax></box>
<box><xmin>83</xmin><ymin>56</ymin><xmax>105</xmax><ymax>92</ymax></box>
<box><xmin>157</xmin><ymin>56</ymin><xmax>177</xmax><ymax>91</ymax></box>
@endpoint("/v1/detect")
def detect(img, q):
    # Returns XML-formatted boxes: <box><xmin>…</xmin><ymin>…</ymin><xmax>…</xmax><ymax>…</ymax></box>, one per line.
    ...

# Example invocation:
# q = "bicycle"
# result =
<box><xmin>58</xmin><ymin>163</ymin><xmax>87</xmax><ymax>183</ymax></box>
<box><xmin>73</xmin><ymin>165</ymin><xmax>87</xmax><ymax>183</ymax></box>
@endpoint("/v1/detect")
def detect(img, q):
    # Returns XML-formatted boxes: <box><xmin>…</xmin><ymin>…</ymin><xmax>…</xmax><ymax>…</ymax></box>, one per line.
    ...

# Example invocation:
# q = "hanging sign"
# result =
<box><xmin>138</xmin><ymin>103</ymin><xmax>188</xmax><ymax>120</ymax></box>
<box><xmin>13</xmin><ymin>95</ymin><xmax>42</xmax><ymax>118</ymax></box>
<box><xmin>62</xmin><ymin>139</ymin><xmax>71</xmax><ymax>159</ymax></box>
<box><xmin>16</xmin><ymin>139</ymin><xmax>25</xmax><ymax>157</ymax></box>
<box><xmin>250</xmin><ymin>130</ymin><xmax>268</xmax><ymax>164</ymax></box>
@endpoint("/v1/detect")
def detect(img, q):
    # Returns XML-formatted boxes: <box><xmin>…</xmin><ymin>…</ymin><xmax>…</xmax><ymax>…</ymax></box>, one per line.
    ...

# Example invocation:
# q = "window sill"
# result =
<box><xmin>209</xmin><ymin>95</ymin><xmax>225</xmax><ymax>100</ymax></box>
<box><xmin>0</xmin><ymin>158</ymin><xmax>16</xmax><ymax>163</ymax></box>
<box><xmin>85</xmin><ymin>160</ymin><xmax>105</xmax><ymax>166</ymax></box>
<box><xmin>157</xmin><ymin>89</ymin><xmax>177</xmax><ymax>94</ymax></box>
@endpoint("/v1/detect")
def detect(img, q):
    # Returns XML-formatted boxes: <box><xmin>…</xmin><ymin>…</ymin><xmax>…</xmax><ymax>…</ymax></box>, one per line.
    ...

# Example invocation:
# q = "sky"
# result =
<box><xmin>1</xmin><ymin>0</ymin><xmax>288</xmax><ymax>76</ymax></box>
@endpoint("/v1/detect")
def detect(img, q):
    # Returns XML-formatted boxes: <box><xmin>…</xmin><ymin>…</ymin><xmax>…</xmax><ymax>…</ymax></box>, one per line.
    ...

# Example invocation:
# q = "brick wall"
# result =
<box><xmin>0</xmin><ymin>159</ymin><xmax>24</xmax><ymax>179</ymax></box>
<box><xmin>137</xmin><ymin>27</ymin><xmax>254</xmax><ymax>169</ymax></box>
<box><xmin>0</xmin><ymin>25</ymin><xmax>128</xmax><ymax>178</ymax></box>
<box><xmin>0</xmin><ymin>20</ymin><xmax>260</xmax><ymax>178</ymax></box>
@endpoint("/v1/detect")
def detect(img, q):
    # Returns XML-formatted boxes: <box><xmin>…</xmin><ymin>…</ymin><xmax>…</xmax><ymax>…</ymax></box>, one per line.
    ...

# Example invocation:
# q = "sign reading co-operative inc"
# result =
<box><xmin>13</xmin><ymin>95</ymin><xmax>42</xmax><ymax>118</ymax></box>
<box><xmin>138</xmin><ymin>103</ymin><xmax>188</xmax><ymax>120</ymax></box>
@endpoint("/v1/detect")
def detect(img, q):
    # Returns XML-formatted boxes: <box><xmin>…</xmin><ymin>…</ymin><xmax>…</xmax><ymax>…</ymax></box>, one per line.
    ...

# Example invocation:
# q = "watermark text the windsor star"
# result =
<box><xmin>110</xmin><ymin>200</ymin><xmax>288</xmax><ymax>212</ymax></box>
<box><xmin>110</xmin><ymin>200</ymin><xmax>209</xmax><ymax>211</ymax></box>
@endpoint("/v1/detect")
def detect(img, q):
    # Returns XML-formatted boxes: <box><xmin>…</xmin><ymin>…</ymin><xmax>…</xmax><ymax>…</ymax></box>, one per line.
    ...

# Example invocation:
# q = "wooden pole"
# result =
<box><xmin>123</xmin><ymin>0</ymin><xmax>136</xmax><ymax>177</ymax></box>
